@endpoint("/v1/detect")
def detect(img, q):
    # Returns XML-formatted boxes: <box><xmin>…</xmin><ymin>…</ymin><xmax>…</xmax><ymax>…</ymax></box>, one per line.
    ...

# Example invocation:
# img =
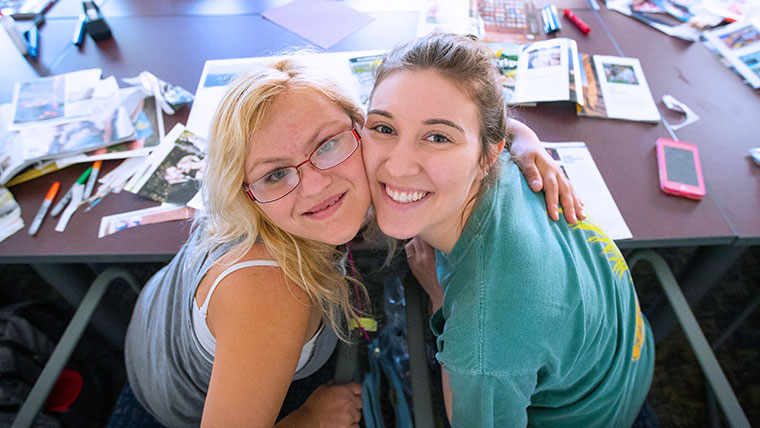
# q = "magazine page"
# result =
<box><xmin>702</xmin><ymin>19</ymin><xmax>760</xmax><ymax>89</ymax></box>
<box><xmin>0</xmin><ymin>104</ymin><xmax>25</xmax><ymax>185</ymax></box>
<box><xmin>542</xmin><ymin>141</ymin><xmax>632</xmax><ymax>240</ymax></box>
<box><xmin>17</xmin><ymin>76</ymin><xmax>135</xmax><ymax>161</ymax></box>
<box><xmin>9</xmin><ymin>68</ymin><xmax>103</xmax><ymax>130</ymax></box>
<box><xmin>488</xmin><ymin>42</ymin><xmax>523</xmax><ymax>104</ymax></box>
<box><xmin>512</xmin><ymin>38</ymin><xmax>576</xmax><ymax>104</ymax></box>
<box><xmin>577</xmin><ymin>53</ymin><xmax>608</xmax><ymax>118</ymax></box>
<box><xmin>187</xmin><ymin>51</ymin><xmax>383</xmax><ymax>139</ymax></box>
<box><xmin>348</xmin><ymin>53</ymin><xmax>384</xmax><ymax>110</ymax></box>
<box><xmin>55</xmin><ymin>86</ymin><xmax>162</xmax><ymax>166</ymax></box>
<box><xmin>566</xmin><ymin>42</ymin><xmax>583</xmax><ymax>106</ymax></box>
<box><xmin>592</xmin><ymin>55</ymin><xmax>660</xmax><ymax>122</ymax></box>
<box><xmin>128</xmin><ymin>125</ymin><xmax>208</xmax><ymax>206</ymax></box>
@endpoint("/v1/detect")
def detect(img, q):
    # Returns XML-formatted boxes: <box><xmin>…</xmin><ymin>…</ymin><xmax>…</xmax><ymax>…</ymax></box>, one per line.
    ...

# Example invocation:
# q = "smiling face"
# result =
<box><xmin>361</xmin><ymin>69</ymin><xmax>485</xmax><ymax>253</ymax></box>
<box><xmin>244</xmin><ymin>88</ymin><xmax>371</xmax><ymax>245</ymax></box>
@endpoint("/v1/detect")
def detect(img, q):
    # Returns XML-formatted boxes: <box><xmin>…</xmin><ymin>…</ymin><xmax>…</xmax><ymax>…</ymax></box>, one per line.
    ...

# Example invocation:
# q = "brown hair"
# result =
<box><xmin>370</xmin><ymin>33</ymin><xmax>511</xmax><ymax>210</ymax></box>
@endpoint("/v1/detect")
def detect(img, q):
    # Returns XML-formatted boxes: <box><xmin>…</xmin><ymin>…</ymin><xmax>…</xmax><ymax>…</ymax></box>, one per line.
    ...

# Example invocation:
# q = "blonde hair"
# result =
<box><xmin>199</xmin><ymin>57</ymin><xmax>367</xmax><ymax>340</ymax></box>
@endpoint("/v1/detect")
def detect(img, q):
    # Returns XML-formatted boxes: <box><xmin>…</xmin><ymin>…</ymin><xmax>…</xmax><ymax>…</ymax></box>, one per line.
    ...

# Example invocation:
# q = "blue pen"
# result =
<box><xmin>72</xmin><ymin>14</ymin><xmax>86</xmax><ymax>46</ymax></box>
<box><xmin>26</xmin><ymin>25</ymin><xmax>38</xmax><ymax>58</ymax></box>
<box><xmin>551</xmin><ymin>5</ymin><xmax>562</xmax><ymax>31</ymax></box>
<box><xmin>541</xmin><ymin>6</ymin><xmax>552</xmax><ymax>33</ymax></box>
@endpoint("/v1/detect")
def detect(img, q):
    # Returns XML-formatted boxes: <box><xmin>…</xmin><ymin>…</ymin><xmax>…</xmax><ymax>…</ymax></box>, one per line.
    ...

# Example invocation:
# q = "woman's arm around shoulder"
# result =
<box><xmin>508</xmin><ymin>118</ymin><xmax>585</xmax><ymax>224</ymax></box>
<box><xmin>200</xmin><ymin>251</ymin><xmax>315</xmax><ymax>427</ymax></box>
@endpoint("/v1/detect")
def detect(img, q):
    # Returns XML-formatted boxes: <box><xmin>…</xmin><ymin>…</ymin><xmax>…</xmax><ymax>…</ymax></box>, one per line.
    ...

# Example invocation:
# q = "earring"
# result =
<box><xmin>482</xmin><ymin>169</ymin><xmax>489</xmax><ymax>177</ymax></box>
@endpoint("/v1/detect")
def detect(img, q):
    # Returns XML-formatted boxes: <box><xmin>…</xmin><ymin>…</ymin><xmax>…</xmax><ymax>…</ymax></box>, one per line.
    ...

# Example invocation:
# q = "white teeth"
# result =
<box><xmin>385</xmin><ymin>185</ymin><xmax>427</xmax><ymax>204</ymax></box>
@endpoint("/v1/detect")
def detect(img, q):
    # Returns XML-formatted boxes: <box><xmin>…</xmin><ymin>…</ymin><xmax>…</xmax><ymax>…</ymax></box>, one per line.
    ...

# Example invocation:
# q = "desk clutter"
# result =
<box><xmin>0</xmin><ymin>0</ymin><xmax>756</xmax><ymax>245</ymax></box>
<box><xmin>0</xmin><ymin>68</ymin><xmax>195</xmax><ymax>241</ymax></box>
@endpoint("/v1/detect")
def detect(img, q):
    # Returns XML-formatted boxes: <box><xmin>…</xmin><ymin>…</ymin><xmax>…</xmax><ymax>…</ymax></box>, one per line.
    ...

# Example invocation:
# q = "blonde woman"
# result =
<box><xmin>124</xmin><ymin>56</ymin><xmax>580</xmax><ymax>427</ymax></box>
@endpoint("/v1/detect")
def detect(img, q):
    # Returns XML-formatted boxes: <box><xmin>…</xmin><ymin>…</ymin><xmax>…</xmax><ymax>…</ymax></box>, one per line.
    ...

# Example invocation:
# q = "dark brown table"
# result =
<box><xmin>1</xmin><ymin>1</ymin><xmax>756</xmax><ymax>425</ymax></box>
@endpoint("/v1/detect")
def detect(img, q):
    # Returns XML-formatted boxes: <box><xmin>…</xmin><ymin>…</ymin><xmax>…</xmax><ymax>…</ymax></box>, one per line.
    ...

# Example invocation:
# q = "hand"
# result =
<box><xmin>405</xmin><ymin>237</ymin><xmax>444</xmax><ymax>313</ymax></box>
<box><xmin>508</xmin><ymin>119</ymin><xmax>585</xmax><ymax>224</ymax></box>
<box><xmin>300</xmin><ymin>382</ymin><xmax>363</xmax><ymax>428</ymax></box>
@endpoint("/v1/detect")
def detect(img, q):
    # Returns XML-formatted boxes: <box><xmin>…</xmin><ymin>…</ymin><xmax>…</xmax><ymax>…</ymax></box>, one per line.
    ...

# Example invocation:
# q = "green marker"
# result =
<box><xmin>50</xmin><ymin>167</ymin><xmax>92</xmax><ymax>217</ymax></box>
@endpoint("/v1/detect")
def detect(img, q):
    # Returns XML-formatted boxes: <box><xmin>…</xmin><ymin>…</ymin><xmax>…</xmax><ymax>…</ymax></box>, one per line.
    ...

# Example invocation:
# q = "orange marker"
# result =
<box><xmin>28</xmin><ymin>182</ymin><xmax>60</xmax><ymax>235</ymax></box>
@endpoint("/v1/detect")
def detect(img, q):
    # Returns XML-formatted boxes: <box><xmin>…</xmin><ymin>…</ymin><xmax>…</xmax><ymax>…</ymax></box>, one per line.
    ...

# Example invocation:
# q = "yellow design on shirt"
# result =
<box><xmin>632</xmin><ymin>297</ymin><xmax>645</xmax><ymax>361</ymax></box>
<box><xmin>569</xmin><ymin>216</ymin><xmax>630</xmax><ymax>281</ymax></box>
<box><xmin>567</xmin><ymin>214</ymin><xmax>644</xmax><ymax>361</ymax></box>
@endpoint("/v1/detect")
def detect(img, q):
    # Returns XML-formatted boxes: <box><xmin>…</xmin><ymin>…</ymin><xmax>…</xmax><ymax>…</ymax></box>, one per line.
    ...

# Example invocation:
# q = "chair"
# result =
<box><xmin>11</xmin><ymin>268</ymin><xmax>140</xmax><ymax>428</ymax></box>
<box><xmin>627</xmin><ymin>249</ymin><xmax>751</xmax><ymax>428</ymax></box>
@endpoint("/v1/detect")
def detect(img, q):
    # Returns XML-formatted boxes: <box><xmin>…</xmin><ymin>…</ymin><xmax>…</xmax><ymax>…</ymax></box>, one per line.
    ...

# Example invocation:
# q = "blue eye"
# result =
<box><xmin>316</xmin><ymin>138</ymin><xmax>338</xmax><ymax>155</ymax></box>
<box><xmin>263</xmin><ymin>168</ymin><xmax>293</xmax><ymax>184</ymax></box>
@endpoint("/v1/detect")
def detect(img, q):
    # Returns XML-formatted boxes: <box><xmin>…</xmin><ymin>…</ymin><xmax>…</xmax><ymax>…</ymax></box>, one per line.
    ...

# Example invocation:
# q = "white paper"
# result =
<box><xmin>593</xmin><ymin>55</ymin><xmax>660</xmax><ymax>122</ymax></box>
<box><xmin>54</xmin><ymin>183</ymin><xmax>83</xmax><ymax>232</ymax></box>
<box><xmin>542</xmin><ymin>142</ymin><xmax>632</xmax><ymax>240</ymax></box>
<box><xmin>124</xmin><ymin>124</ymin><xmax>186</xmax><ymax>192</ymax></box>
<box><xmin>186</xmin><ymin>50</ymin><xmax>385</xmax><ymax>139</ymax></box>
<box><xmin>512</xmin><ymin>38</ymin><xmax>581</xmax><ymax>105</ymax></box>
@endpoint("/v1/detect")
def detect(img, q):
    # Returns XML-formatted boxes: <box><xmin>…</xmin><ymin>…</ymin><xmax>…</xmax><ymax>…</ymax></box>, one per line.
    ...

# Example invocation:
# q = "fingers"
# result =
<box><xmin>347</xmin><ymin>382</ymin><xmax>363</xmax><ymax>395</ymax></box>
<box><xmin>525</xmin><ymin>164</ymin><xmax>544</xmax><ymax>192</ymax></box>
<box><xmin>575</xmin><ymin>194</ymin><xmax>586</xmax><ymax>220</ymax></box>
<box><xmin>558</xmin><ymin>179</ymin><xmax>577</xmax><ymax>224</ymax></box>
<box><xmin>404</xmin><ymin>240</ymin><xmax>415</xmax><ymax>259</ymax></box>
<box><xmin>543</xmin><ymin>174</ymin><xmax>559</xmax><ymax>221</ymax></box>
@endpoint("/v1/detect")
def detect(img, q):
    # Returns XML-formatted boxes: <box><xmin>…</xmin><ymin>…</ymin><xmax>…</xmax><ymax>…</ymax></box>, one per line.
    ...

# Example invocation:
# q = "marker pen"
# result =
<box><xmin>83</xmin><ymin>160</ymin><xmax>102</xmax><ymax>200</ymax></box>
<box><xmin>28</xmin><ymin>182</ymin><xmax>60</xmax><ymax>235</ymax></box>
<box><xmin>50</xmin><ymin>167</ymin><xmax>92</xmax><ymax>217</ymax></box>
<box><xmin>564</xmin><ymin>8</ymin><xmax>591</xmax><ymax>34</ymax></box>
<box><xmin>72</xmin><ymin>14</ymin><xmax>86</xmax><ymax>46</ymax></box>
<box><xmin>25</xmin><ymin>25</ymin><xmax>38</xmax><ymax>58</ymax></box>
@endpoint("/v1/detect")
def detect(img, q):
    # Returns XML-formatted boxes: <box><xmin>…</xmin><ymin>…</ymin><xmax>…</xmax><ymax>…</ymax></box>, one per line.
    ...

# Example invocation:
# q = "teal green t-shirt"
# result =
<box><xmin>431</xmin><ymin>160</ymin><xmax>654</xmax><ymax>427</ymax></box>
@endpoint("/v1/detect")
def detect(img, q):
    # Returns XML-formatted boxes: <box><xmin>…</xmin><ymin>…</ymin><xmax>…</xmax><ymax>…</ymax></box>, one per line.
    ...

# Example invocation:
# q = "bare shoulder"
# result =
<box><xmin>201</xmin><ymin>243</ymin><xmax>314</xmax><ymax>340</ymax></box>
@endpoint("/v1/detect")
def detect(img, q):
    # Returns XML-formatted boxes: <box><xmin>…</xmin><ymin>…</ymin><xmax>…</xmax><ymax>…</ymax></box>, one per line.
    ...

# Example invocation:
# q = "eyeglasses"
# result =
<box><xmin>244</xmin><ymin>128</ymin><xmax>361</xmax><ymax>203</ymax></box>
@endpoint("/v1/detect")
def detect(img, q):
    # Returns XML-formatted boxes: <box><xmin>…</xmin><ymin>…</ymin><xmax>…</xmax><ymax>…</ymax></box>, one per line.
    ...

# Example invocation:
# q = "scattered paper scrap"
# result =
<box><xmin>262</xmin><ymin>0</ymin><xmax>375</xmax><ymax>49</ymax></box>
<box><xmin>662</xmin><ymin>94</ymin><xmax>700</xmax><ymax>130</ymax></box>
<box><xmin>542</xmin><ymin>142</ymin><xmax>632</xmax><ymax>240</ymax></box>
<box><xmin>98</xmin><ymin>205</ymin><xmax>195</xmax><ymax>238</ymax></box>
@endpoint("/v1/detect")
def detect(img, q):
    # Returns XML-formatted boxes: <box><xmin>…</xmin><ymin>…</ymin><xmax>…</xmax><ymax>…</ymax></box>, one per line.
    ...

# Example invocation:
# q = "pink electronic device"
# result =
<box><xmin>656</xmin><ymin>138</ymin><xmax>705</xmax><ymax>200</ymax></box>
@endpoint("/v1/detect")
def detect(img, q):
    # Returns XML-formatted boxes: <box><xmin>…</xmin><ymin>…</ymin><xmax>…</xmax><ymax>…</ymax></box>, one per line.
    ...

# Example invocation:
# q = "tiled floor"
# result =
<box><xmin>2</xmin><ymin>246</ymin><xmax>758</xmax><ymax>427</ymax></box>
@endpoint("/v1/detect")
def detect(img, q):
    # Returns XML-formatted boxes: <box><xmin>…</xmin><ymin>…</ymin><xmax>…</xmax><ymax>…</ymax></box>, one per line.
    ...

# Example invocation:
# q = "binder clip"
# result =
<box><xmin>82</xmin><ymin>1</ymin><xmax>112</xmax><ymax>41</ymax></box>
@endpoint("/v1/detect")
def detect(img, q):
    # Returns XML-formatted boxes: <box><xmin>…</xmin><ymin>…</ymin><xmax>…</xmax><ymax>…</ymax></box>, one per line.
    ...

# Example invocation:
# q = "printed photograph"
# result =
<box><xmin>545</xmin><ymin>147</ymin><xmax>560</xmax><ymax>161</ymax></box>
<box><xmin>13</xmin><ymin>77</ymin><xmax>65</xmax><ymax>124</ymax></box>
<box><xmin>603</xmin><ymin>63</ymin><xmax>639</xmax><ymax>85</ymax></box>
<box><xmin>527</xmin><ymin>46</ymin><xmax>561</xmax><ymax>69</ymax></box>
<box><xmin>137</xmin><ymin>131</ymin><xmax>206</xmax><ymax>205</ymax></box>
<box><xmin>204</xmin><ymin>73</ymin><xmax>238</xmax><ymax>88</ymax></box>
<box><xmin>350</xmin><ymin>54</ymin><xmax>384</xmax><ymax>108</ymax></box>
<box><xmin>19</xmin><ymin>106</ymin><xmax>134</xmax><ymax>160</ymax></box>
<box><xmin>489</xmin><ymin>43</ymin><xmax>520</xmax><ymax>102</ymax></box>
<box><xmin>740</xmin><ymin>50</ymin><xmax>760</xmax><ymax>74</ymax></box>
<box><xmin>578</xmin><ymin>54</ymin><xmax>608</xmax><ymax>118</ymax></box>
<box><xmin>719</xmin><ymin>24</ymin><xmax>760</xmax><ymax>50</ymax></box>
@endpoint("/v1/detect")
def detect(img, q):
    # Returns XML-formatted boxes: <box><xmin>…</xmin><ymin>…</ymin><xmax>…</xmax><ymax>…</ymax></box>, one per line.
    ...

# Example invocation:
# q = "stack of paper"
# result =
<box><xmin>0</xmin><ymin>69</ymin><xmax>144</xmax><ymax>185</ymax></box>
<box><xmin>487</xmin><ymin>39</ymin><xmax>661</xmax><ymax>122</ymax></box>
<box><xmin>0</xmin><ymin>186</ymin><xmax>23</xmax><ymax>243</ymax></box>
<box><xmin>702</xmin><ymin>19</ymin><xmax>760</xmax><ymax>89</ymax></box>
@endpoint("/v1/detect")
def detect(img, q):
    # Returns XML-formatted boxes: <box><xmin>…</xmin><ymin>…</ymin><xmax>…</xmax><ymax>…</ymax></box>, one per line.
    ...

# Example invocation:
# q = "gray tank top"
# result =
<box><xmin>124</xmin><ymin>225</ymin><xmax>338</xmax><ymax>427</ymax></box>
